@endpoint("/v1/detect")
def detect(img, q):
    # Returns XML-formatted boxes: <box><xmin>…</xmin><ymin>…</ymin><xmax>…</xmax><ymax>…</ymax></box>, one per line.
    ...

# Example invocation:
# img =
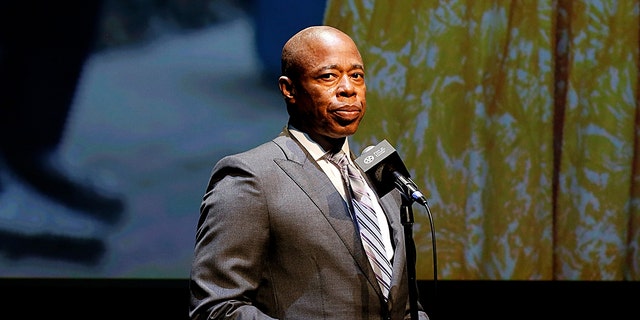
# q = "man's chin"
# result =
<box><xmin>337</xmin><ymin>124</ymin><xmax>360</xmax><ymax>137</ymax></box>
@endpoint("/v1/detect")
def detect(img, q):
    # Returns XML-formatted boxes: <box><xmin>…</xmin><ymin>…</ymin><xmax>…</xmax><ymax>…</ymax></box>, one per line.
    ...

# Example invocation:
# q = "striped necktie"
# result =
<box><xmin>329</xmin><ymin>151</ymin><xmax>393</xmax><ymax>298</ymax></box>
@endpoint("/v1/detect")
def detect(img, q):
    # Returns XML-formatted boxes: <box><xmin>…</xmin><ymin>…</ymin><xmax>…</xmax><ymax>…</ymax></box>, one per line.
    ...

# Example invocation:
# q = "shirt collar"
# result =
<box><xmin>287</xmin><ymin>124</ymin><xmax>351</xmax><ymax>162</ymax></box>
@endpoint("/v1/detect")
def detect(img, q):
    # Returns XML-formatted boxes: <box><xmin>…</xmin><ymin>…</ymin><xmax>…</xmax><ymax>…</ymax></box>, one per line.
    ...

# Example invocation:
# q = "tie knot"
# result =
<box><xmin>328</xmin><ymin>151</ymin><xmax>349</xmax><ymax>168</ymax></box>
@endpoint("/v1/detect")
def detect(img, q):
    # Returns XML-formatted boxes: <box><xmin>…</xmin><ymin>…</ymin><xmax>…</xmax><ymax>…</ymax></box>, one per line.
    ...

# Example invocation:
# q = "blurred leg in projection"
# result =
<box><xmin>0</xmin><ymin>2</ymin><xmax>124</xmax><ymax>224</ymax></box>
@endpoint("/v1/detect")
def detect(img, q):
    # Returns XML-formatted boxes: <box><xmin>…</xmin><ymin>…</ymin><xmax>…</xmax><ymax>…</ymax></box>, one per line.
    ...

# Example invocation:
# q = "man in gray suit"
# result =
<box><xmin>189</xmin><ymin>25</ymin><xmax>430</xmax><ymax>320</ymax></box>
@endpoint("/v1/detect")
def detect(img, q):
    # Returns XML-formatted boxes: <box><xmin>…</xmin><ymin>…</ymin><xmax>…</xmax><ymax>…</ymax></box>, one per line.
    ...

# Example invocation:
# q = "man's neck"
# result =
<box><xmin>288</xmin><ymin>124</ymin><xmax>347</xmax><ymax>153</ymax></box>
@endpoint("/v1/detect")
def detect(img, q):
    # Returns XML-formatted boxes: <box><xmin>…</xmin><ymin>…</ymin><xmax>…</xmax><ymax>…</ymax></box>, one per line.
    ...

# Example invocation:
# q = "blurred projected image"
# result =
<box><xmin>0</xmin><ymin>0</ymin><xmax>322</xmax><ymax>278</ymax></box>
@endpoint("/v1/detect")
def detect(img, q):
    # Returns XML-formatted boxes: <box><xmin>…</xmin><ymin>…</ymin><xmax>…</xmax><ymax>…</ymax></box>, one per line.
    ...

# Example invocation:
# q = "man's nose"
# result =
<box><xmin>337</xmin><ymin>75</ymin><xmax>355</xmax><ymax>96</ymax></box>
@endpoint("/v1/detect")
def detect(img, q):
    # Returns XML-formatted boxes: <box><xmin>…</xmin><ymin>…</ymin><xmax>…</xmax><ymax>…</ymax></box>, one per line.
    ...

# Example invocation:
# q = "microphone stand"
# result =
<box><xmin>399</xmin><ymin>193</ymin><xmax>419</xmax><ymax>320</ymax></box>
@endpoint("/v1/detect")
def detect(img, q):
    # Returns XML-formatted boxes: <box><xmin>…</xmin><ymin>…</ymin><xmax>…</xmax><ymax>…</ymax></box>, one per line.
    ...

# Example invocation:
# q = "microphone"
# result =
<box><xmin>354</xmin><ymin>139</ymin><xmax>428</xmax><ymax>206</ymax></box>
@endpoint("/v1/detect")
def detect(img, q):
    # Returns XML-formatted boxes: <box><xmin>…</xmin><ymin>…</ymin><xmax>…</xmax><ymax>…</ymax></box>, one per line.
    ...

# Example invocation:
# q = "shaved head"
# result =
<box><xmin>281</xmin><ymin>26</ymin><xmax>362</xmax><ymax>80</ymax></box>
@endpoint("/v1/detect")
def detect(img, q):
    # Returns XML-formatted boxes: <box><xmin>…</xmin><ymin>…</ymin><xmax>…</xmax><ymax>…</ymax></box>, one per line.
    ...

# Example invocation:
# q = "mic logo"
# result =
<box><xmin>363</xmin><ymin>155</ymin><xmax>375</xmax><ymax>164</ymax></box>
<box><xmin>362</xmin><ymin>146</ymin><xmax>388</xmax><ymax>165</ymax></box>
<box><xmin>373</xmin><ymin>146</ymin><xmax>386</xmax><ymax>158</ymax></box>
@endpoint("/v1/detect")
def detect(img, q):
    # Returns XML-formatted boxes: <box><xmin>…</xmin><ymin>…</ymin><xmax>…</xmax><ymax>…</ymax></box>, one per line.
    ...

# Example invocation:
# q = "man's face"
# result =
<box><xmin>287</xmin><ymin>33</ymin><xmax>367</xmax><ymax>141</ymax></box>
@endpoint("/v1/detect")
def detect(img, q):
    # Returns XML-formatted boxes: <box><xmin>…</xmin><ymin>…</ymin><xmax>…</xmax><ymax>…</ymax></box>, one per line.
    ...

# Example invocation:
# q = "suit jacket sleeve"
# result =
<box><xmin>189</xmin><ymin>147</ymin><xmax>277</xmax><ymax>320</ymax></box>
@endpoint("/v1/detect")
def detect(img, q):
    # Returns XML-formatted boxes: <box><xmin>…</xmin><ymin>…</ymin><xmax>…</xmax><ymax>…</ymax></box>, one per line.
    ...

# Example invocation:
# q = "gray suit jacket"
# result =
<box><xmin>190</xmin><ymin>130</ymin><xmax>429</xmax><ymax>320</ymax></box>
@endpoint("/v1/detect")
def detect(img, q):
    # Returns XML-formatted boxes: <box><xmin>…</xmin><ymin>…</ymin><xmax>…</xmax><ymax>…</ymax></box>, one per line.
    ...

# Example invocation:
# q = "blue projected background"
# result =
<box><xmin>0</xmin><ymin>0</ymin><xmax>325</xmax><ymax>278</ymax></box>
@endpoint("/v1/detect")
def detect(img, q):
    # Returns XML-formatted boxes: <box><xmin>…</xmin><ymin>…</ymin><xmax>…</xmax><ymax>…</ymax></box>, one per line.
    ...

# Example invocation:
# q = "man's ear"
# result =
<box><xmin>278</xmin><ymin>76</ymin><xmax>295</xmax><ymax>101</ymax></box>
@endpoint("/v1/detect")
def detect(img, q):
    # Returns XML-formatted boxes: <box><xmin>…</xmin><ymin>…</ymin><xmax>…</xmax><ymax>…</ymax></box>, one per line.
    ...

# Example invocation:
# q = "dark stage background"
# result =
<box><xmin>2</xmin><ymin>278</ymin><xmax>636</xmax><ymax>319</ymax></box>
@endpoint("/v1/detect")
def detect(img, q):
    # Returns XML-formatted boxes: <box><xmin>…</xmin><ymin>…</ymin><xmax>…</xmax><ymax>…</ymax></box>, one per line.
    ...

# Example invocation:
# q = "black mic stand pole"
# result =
<box><xmin>400</xmin><ymin>193</ymin><xmax>419</xmax><ymax>320</ymax></box>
